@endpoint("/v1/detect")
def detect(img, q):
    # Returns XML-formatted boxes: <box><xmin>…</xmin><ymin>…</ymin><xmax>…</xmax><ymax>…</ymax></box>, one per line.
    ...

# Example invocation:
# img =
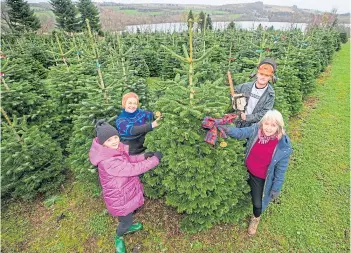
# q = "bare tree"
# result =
<box><xmin>1</xmin><ymin>2</ymin><xmax>14</xmax><ymax>33</ymax></box>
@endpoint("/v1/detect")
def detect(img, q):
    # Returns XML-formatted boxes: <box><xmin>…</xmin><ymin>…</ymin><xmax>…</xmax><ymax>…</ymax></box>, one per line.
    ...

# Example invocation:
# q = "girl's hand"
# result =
<box><xmin>144</xmin><ymin>152</ymin><xmax>154</xmax><ymax>159</ymax></box>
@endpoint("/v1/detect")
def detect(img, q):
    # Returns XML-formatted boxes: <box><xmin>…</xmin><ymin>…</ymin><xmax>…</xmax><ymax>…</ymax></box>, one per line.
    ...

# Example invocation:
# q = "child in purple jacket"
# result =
<box><xmin>89</xmin><ymin>120</ymin><xmax>162</xmax><ymax>253</ymax></box>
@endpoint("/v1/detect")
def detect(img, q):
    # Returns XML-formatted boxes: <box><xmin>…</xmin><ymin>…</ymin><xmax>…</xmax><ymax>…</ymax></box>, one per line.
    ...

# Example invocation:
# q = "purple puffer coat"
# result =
<box><xmin>89</xmin><ymin>137</ymin><xmax>159</xmax><ymax>216</ymax></box>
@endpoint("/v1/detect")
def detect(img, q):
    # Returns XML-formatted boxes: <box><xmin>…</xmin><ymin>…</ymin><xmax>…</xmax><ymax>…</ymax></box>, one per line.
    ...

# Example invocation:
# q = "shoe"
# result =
<box><xmin>248</xmin><ymin>216</ymin><xmax>261</xmax><ymax>236</ymax></box>
<box><xmin>115</xmin><ymin>235</ymin><xmax>126</xmax><ymax>253</ymax></box>
<box><xmin>124</xmin><ymin>222</ymin><xmax>143</xmax><ymax>235</ymax></box>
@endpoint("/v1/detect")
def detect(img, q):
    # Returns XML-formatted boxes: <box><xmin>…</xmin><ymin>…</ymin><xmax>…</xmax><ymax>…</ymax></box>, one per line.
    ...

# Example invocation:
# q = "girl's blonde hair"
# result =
<box><xmin>259</xmin><ymin>109</ymin><xmax>285</xmax><ymax>139</ymax></box>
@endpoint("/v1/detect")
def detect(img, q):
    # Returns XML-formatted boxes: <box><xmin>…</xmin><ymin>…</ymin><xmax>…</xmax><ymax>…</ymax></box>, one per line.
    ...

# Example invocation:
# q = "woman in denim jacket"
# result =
<box><xmin>223</xmin><ymin>109</ymin><xmax>292</xmax><ymax>236</ymax></box>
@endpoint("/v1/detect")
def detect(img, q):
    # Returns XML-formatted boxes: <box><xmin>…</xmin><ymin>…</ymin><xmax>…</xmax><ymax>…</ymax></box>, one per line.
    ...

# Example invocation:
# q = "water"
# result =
<box><xmin>125</xmin><ymin>21</ymin><xmax>308</xmax><ymax>33</ymax></box>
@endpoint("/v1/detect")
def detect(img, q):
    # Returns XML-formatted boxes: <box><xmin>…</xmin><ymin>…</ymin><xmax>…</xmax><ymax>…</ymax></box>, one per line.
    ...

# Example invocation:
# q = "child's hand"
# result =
<box><xmin>144</xmin><ymin>152</ymin><xmax>154</xmax><ymax>159</ymax></box>
<box><xmin>154</xmin><ymin>152</ymin><xmax>163</xmax><ymax>161</ymax></box>
<box><xmin>240</xmin><ymin>112</ymin><xmax>246</xmax><ymax>121</ymax></box>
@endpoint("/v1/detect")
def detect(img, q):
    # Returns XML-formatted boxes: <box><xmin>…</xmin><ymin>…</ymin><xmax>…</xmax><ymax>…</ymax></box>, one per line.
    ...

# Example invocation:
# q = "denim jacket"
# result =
<box><xmin>225</xmin><ymin>123</ymin><xmax>292</xmax><ymax>212</ymax></box>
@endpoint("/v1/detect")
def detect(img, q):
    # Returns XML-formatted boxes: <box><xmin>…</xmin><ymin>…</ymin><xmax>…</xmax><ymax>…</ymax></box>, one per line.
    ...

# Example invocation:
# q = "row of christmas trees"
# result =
<box><xmin>1</xmin><ymin>21</ymin><xmax>344</xmax><ymax>232</ymax></box>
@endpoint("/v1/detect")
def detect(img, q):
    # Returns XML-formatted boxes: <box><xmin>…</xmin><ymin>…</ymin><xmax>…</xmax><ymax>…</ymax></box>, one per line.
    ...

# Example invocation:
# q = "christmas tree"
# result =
<box><xmin>143</xmin><ymin>19</ymin><xmax>251</xmax><ymax>233</ymax></box>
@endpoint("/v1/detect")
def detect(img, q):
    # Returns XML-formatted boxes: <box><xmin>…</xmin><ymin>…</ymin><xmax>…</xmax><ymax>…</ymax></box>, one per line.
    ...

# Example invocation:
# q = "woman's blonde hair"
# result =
<box><xmin>259</xmin><ymin>109</ymin><xmax>285</xmax><ymax>139</ymax></box>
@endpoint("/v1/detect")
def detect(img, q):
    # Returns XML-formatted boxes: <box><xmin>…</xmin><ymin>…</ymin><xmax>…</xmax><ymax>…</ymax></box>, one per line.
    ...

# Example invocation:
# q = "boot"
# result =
<box><xmin>115</xmin><ymin>235</ymin><xmax>126</xmax><ymax>253</ymax></box>
<box><xmin>248</xmin><ymin>216</ymin><xmax>261</xmax><ymax>236</ymax></box>
<box><xmin>124</xmin><ymin>222</ymin><xmax>143</xmax><ymax>235</ymax></box>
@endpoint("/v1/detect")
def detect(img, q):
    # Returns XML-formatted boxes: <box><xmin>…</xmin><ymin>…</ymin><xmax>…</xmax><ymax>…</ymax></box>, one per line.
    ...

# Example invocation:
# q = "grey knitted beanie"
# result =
<box><xmin>95</xmin><ymin>119</ymin><xmax>119</xmax><ymax>145</ymax></box>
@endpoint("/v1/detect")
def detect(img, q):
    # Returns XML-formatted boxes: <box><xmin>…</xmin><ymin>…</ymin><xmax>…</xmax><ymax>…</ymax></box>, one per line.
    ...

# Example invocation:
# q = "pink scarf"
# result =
<box><xmin>258</xmin><ymin>128</ymin><xmax>277</xmax><ymax>144</ymax></box>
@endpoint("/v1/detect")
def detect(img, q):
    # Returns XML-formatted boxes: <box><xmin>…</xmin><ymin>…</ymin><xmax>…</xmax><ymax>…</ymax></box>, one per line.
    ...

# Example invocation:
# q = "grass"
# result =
<box><xmin>1</xmin><ymin>42</ymin><xmax>350</xmax><ymax>252</ymax></box>
<box><xmin>230</xmin><ymin>14</ymin><xmax>242</xmax><ymax>19</ymax></box>
<box><xmin>34</xmin><ymin>11</ymin><xmax>55</xmax><ymax>19</ymax></box>
<box><xmin>104</xmin><ymin>7</ymin><xmax>164</xmax><ymax>16</ymax></box>
<box><xmin>103</xmin><ymin>6</ymin><xmax>237</xmax><ymax>17</ymax></box>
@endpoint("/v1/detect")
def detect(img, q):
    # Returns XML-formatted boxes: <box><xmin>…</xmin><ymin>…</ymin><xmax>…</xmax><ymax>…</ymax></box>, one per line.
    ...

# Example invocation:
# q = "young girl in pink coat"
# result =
<box><xmin>89</xmin><ymin>120</ymin><xmax>162</xmax><ymax>253</ymax></box>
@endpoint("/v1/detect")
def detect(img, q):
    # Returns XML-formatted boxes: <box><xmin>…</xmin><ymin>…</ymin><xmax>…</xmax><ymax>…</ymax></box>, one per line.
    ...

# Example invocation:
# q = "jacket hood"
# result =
<box><xmin>89</xmin><ymin>137</ymin><xmax>129</xmax><ymax>166</ymax></box>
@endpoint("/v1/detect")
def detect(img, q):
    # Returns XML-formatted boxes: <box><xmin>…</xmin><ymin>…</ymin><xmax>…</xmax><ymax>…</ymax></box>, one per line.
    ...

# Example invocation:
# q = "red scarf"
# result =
<box><xmin>202</xmin><ymin>114</ymin><xmax>238</xmax><ymax>145</ymax></box>
<box><xmin>258</xmin><ymin>128</ymin><xmax>277</xmax><ymax>144</ymax></box>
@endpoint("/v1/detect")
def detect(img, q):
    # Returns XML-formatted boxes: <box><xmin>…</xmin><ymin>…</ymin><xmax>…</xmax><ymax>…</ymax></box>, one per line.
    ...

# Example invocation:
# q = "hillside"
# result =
<box><xmin>28</xmin><ymin>1</ymin><xmax>350</xmax><ymax>32</ymax></box>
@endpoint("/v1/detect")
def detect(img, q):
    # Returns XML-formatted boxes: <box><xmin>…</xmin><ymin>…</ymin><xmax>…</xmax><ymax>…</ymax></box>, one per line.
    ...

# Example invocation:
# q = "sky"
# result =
<box><xmin>112</xmin><ymin>0</ymin><xmax>350</xmax><ymax>13</ymax></box>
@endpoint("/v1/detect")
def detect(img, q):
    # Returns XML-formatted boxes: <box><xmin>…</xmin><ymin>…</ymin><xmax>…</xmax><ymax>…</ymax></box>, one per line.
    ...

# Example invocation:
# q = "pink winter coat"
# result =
<box><xmin>89</xmin><ymin>137</ymin><xmax>159</xmax><ymax>216</ymax></box>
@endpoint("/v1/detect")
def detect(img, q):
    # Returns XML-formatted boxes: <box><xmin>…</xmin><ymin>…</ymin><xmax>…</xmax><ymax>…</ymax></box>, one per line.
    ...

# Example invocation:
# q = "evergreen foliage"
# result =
<box><xmin>1</xmin><ymin>44</ymin><xmax>50</xmax><ymax>124</ymax></box>
<box><xmin>206</xmin><ymin>14</ymin><xmax>213</xmax><ymax>30</ymax></box>
<box><xmin>197</xmin><ymin>11</ymin><xmax>205</xmax><ymax>32</ymax></box>
<box><xmin>4</xmin><ymin>0</ymin><xmax>41</xmax><ymax>33</ymax></box>
<box><xmin>187</xmin><ymin>10</ymin><xmax>194</xmax><ymax>29</ymax></box>
<box><xmin>339</xmin><ymin>32</ymin><xmax>348</xmax><ymax>44</ymax></box>
<box><xmin>143</xmin><ymin>21</ymin><xmax>251</xmax><ymax>232</ymax></box>
<box><xmin>144</xmin><ymin>81</ymin><xmax>251</xmax><ymax>233</ymax></box>
<box><xmin>50</xmin><ymin>0</ymin><xmax>79</xmax><ymax>32</ymax></box>
<box><xmin>77</xmin><ymin>0</ymin><xmax>102</xmax><ymax>34</ymax></box>
<box><xmin>1</xmin><ymin>117</ymin><xmax>65</xmax><ymax>200</ymax></box>
<box><xmin>0</xmin><ymin>21</ymin><xmax>343</xmax><ymax>232</ymax></box>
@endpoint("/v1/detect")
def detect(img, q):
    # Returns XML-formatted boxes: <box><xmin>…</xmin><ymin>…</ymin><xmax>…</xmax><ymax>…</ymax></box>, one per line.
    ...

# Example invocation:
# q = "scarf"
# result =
<box><xmin>202</xmin><ymin>113</ymin><xmax>238</xmax><ymax>145</ymax></box>
<box><xmin>258</xmin><ymin>128</ymin><xmax>277</xmax><ymax>144</ymax></box>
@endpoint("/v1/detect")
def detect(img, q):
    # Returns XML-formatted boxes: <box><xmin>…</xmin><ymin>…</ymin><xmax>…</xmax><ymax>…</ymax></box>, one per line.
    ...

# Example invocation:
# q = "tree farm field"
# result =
<box><xmin>1</xmin><ymin>40</ymin><xmax>349</xmax><ymax>253</ymax></box>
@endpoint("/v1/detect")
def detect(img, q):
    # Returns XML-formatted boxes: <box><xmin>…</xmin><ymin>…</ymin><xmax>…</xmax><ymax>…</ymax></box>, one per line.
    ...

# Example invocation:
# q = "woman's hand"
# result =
<box><xmin>152</xmin><ymin>116</ymin><xmax>162</xmax><ymax>128</ymax></box>
<box><xmin>270</xmin><ymin>190</ymin><xmax>280</xmax><ymax>200</ymax></box>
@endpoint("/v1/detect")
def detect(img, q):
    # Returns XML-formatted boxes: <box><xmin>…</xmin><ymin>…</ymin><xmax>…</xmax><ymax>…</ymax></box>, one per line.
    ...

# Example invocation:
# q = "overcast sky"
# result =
<box><xmin>113</xmin><ymin>0</ymin><xmax>350</xmax><ymax>13</ymax></box>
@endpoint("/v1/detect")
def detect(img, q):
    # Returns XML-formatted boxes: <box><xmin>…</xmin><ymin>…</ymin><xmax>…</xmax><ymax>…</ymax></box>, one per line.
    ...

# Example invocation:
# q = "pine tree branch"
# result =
<box><xmin>0</xmin><ymin>107</ymin><xmax>23</xmax><ymax>145</ymax></box>
<box><xmin>160</xmin><ymin>45</ymin><xmax>187</xmax><ymax>63</ymax></box>
<box><xmin>193</xmin><ymin>45</ymin><xmax>218</xmax><ymax>63</ymax></box>
<box><xmin>182</xmin><ymin>44</ymin><xmax>190</xmax><ymax>61</ymax></box>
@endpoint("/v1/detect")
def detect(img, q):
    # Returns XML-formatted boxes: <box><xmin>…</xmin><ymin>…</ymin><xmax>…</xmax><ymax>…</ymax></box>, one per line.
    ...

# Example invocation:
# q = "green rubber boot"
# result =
<box><xmin>115</xmin><ymin>236</ymin><xmax>126</xmax><ymax>253</ymax></box>
<box><xmin>124</xmin><ymin>222</ymin><xmax>143</xmax><ymax>235</ymax></box>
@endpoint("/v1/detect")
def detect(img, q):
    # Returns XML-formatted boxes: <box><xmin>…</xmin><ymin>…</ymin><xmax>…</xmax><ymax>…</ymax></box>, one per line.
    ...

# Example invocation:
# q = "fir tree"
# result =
<box><xmin>339</xmin><ymin>32</ymin><xmax>348</xmax><ymax>44</ymax></box>
<box><xmin>50</xmin><ymin>0</ymin><xmax>79</xmax><ymax>32</ymax></box>
<box><xmin>187</xmin><ymin>10</ymin><xmax>194</xmax><ymax>30</ymax></box>
<box><xmin>142</xmin><ymin>44</ymin><xmax>161</xmax><ymax>77</ymax></box>
<box><xmin>227</xmin><ymin>21</ymin><xmax>236</xmax><ymax>30</ymax></box>
<box><xmin>67</xmin><ymin>24</ymin><xmax>125</xmax><ymax>181</ymax></box>
<box><xmin>143</xmin><ymin>20</ymin><xmax>251</xmax><ymax>232</ymax></box>
<box><xmin>1</xmin><ymin>41</ymin><xmax>50</xmax><ymax>125</ymax></box>
<box><xmin>1</xmin><ymin>114</ymin><xmax>65</xmax><ymax>200</ymax></box>
<box><xmin>4</xmin><ymin>0</ymin><xmax>41</xmax><ymax>33</ymax></box>
<box><xmin>197</xmin><ymin>11</ymin><xmax>205</xmax><ymax>32</ymax></box>
<box><xmin>128</xmin><ymin>50</ymin><xmax>150</xmax><ymax>78</ymax></box>
<box><xmin>206</xmin><ymin>14</ymin><xmax>213</xmax><ymax>30</ymax></box>
<box><xmin>77</xmin><ymin>0</ymin><xmax>102</xmax><ymax>34</ymax></box>
<box><xmin>275</xmin><ymin>64</ymin><xmax>303</xmax><ymax>115</ymax></box>
<box><xmin>44</xmin><ymin>63</ymin><xmax>97</xmax><ymax>149</ymax></box>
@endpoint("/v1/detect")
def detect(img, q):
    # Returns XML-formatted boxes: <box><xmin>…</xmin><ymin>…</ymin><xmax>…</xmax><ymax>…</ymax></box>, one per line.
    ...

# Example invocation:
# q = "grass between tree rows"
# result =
<box><xmin>1</xmin><ymin>42</ymin><xmax>350</xmax><ymax>252</ymax></box>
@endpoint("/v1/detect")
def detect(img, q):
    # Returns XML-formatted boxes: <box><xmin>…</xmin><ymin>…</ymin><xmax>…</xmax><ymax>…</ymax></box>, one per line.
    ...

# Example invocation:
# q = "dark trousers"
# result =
<box><xmin>116</xmin><ymin>212</ymin><xmax>133</xmax><ymax>236</ymax></box>
<box><xmin>248</xmin><ymin>172</ymin><xmax>266</xmax><ymax>217</ymax></box>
